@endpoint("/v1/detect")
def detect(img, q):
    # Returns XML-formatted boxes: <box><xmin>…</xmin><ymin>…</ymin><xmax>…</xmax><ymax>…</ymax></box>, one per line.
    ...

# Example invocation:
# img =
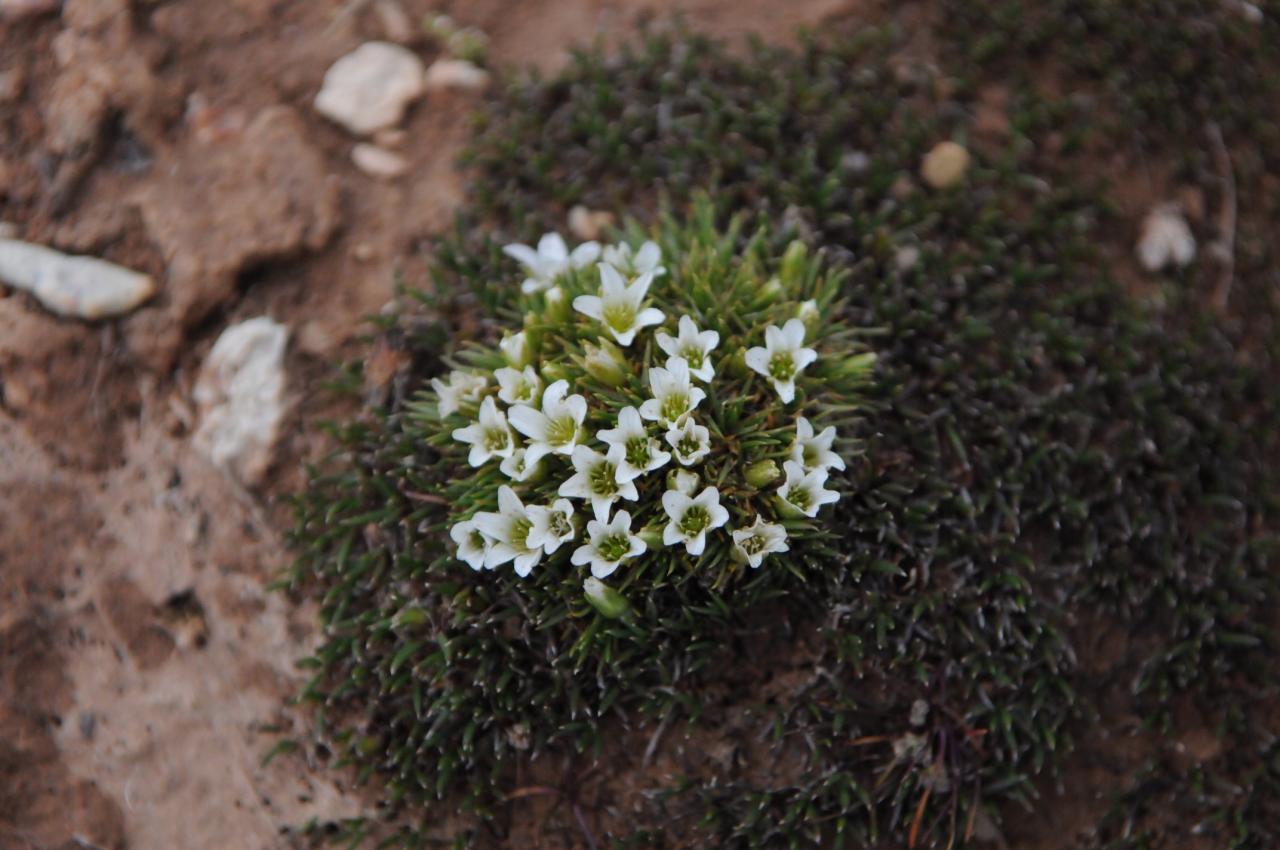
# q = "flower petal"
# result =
<box><xmin>573</xmin><ymin>295</ymin><xmax>604</xmax><ymax>321</ymax></box>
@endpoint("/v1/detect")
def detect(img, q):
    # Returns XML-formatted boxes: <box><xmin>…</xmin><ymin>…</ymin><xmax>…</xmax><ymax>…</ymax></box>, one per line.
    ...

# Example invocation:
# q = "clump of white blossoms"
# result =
<box><xmin>413</xmin><ymin>219</ymin><xmax>876</xmax><ymax>614</ymax></box>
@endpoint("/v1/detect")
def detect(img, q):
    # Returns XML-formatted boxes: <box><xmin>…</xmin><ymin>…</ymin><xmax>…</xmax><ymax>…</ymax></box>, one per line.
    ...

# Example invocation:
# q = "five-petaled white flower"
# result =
<box><xmin>451</xmin><ymin>397</ymin><xmax>515</xmax><ymax>467</ymax></box>
<box><xmin>508</xmin><ymin>379</ymin><xmax>588</xmax><ymax>465</ymax></box>
<box><xmin>573</xmin><ymin>263</ymin><xmax>665</xmax><ymax>346</ymax></box>
<box><xmin>503</xmin><ymin>232</ymin><xmax>600</xmax><ymax>294</ymax></box>
<box><xmin>431</xmin><ymin>370</ymin><xmax>486</xmax><ymax>418</ymax></box>
<box><xmin>571</xmin><ymin>509</ymin><xmax>646</xmax><ymax>578</ymax></box>
<box><xmin>499</xmin><ymin>447</ymin><xmax>537</xmax><ymax>482</ymax></box>
<box><xmin>602</xmin><ymin>241</ymin><xmax>665</xmax><ymax>279</ymax></box>
<box><xmin>731</xmin><ymin>518</ymin><xmax>789</xmax><ymax>569</ymax></box>
<box><xmin>745</xmin><ymin>318</ymin><xmax>818</xmax><ymax>404</ymax></box>
<box><xmin>598</xmin><ymin>406</ymin><xmax>670</xmax><ymax>478</ymax></box>
<box><xmin>778</xmin><ymin>460</ymin><xmax>840</xmax><ymax>517</ymax></box>
<box><xmin>791</xmin><ymin>417</ymin><xmax>846</xmax><ymax>473</ymax></box>
<box><xmin>666</xmin><ymin>417</ymin><xmax>711</xmax><ymax>466</ymax></box>
<box><xmin>656</xmin><ymin>316</ymin><xmax>719</xmax><ymax>383</ymax></box>
<box><xmin>638</xmin><ymin>357</ymin><xmax>706</xmax><ymax>427</ymax></box>
<box><xmin>558</xmin><ymin>445</ymin><xmax>640</xmax><ymax>522</ymax></box>
<box><xmin>661</xmin><ymin>484</ymin><xmax>729</xmax><ymax>556</ymax></box>
<box><xmin>527</xmin><ymin>498</ymin><xmax>576</xmax><ymax>554</ymax></box>
<box><xmin>495</xmin><ymin>365</ymin><xmax>543</xmax><ymax>406</ymax></box>
<box><xmin>449</xmin><ymin>518</ymin><xmax>491</xmax><ymax>571</ymax></box>
<box><xmin>472</xmin><ymin>486</ymin><xmax>543</xmax><ymax>577</ymax></box>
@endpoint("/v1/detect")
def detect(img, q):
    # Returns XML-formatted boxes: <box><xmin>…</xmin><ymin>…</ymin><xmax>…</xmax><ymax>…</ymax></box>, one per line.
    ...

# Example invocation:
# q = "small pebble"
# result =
<box><xmin>0</xmin><ymin>238</ymin><xmax>155</xmax><ymax>319</ymax></box>
<box><xmin>373</xmin><ymin>0</ymin><xmax>414</xmax><ymax>43</ymax></box>
<box><xmin>352</xmin><ymin>143</ymin><xmax>408</xmax><ymax>179</ymax></box>
<box><xmin>840</xmin><ymin>150</ymin><xmax>870</xmax><ymax>173</ymax></box>
<box><xmin>314</xmin><ymin>42</ymin><xmax>426</xmax><ymax>136</ymax></box>
<box><xmin>423</xmin><ymin>58</ymin><xmax>490</xmax><ymax>93</ymax></box>
<box><xmin>567</xmin><ymin>205</ymin><xmax>614</xmax><ymax>241</ymax></box>
<box><xmin>921</xmin><ymin>141</ymin><xmax>970</xmax><ymax>189</ymax></box>
<box><xmin>1136</xmin><ymin>205</ymin><xmax>1196</xmax><ymax>272</ymax></box>
<box><xmin>894</xmin><ymin>245</ymin><xmax>921</xmax><ymax>272</ymax></box>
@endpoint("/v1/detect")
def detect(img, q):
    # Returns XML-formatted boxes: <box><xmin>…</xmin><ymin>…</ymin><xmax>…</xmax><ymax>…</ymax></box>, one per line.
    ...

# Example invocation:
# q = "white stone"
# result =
<box><xmin>921</xmin><ymin>141</ymin><xmax>970</xmax><ymax>189</ymax></box>
<box><xmin>314</xmin><ymin>42</ymin><xmax>425</xmax><ymax>136</ymax></box>
<box><xmin>0</xmin><ymin>237</ymin><xmax>155</xmax><ymax>319</ymax></box>
<box><xmin>193</xmin><ymin>317</ymin><xmax>289</xmax><ymax>485</ymax></box>
<box><xmin>351</xmin><ymin>143</ymin><xmax>408</xmax><ymax>179</ymax></box>
<box><xmin>1136</xmin><ymin>205</ymin><xmax>1196</xmax><ymax>272</ymax></box>
<box><xmin>423</xmin><ymin>58</ymin><xmax>490</xmax><ymax>93</ymax></box>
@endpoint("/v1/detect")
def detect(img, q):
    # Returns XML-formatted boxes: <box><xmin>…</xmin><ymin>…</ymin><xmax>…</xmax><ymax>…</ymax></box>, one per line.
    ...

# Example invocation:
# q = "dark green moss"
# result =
<box><xmin>288</xmin><ymin>22</ymin><xmax>1276</xmax><ymax>849</ymax></box>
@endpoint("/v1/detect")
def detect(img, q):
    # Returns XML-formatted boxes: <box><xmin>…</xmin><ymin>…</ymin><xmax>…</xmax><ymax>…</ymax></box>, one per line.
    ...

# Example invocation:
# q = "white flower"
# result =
<box><xmin>557</xmin><ymin>445</ymin><xmax>640</xmax><ymax>522</ymax></box>
<box><xmin>571</xmin><ymin>509</ymin><xmax>646</xmax><ymax>578</ymax></box>
<box><xmin>638</xmin><ymin>357</ymin><xmax>706</xmax><ymax>427</ymax></box>
<box><xmin>449</xmin><ymin>518</ymin><xmax>490</xmax><ymax>571</ymax></box>
<box><xmin>791</xmin><ymin>417</ymin><xmax>846</xmax><ymax>472</ymax></box>
<box><xmin>602</xmin><ymin>240</ymin><xmax>665</xmax><ymax>278</ymax></box>
<box><xmin>572</xmin><ymin>263</ymin><xmax>665</xmax><ymax>346</ymax></box>
<box><xmin>670</xmin><ymin>469</ymin><xmax>699</xmax><ymax>495</ymax></box>
<box><xmin>499</xmin><ymin>331</ymin><xmax>531</xmax><ymax>367</ymax></box>
<box><xmin>661</xmin><ymin>484</ymin><xmax>729</xmax><ymax>556</ymax></box>
<box><xmin>597</xmin><ymin>406</ymin><xmax>670</xmax><ymax>477</ymax></box>
<box><xmin>451</xmin><ymin>397</ymin><xmax>515</xmax><ymax>467</ymax></box>
<box><xmin>778</xmin><ymin>460</ymin><xmax>840</xmax><ymax>517</ymax></box>
<box><xmin>430</xmin><ymin>370</ymin><xmax>486</xmax><ymax>418</ymax></box>
<box><xmin>503</xmin><ymin>232</ymin><xmax>600</xmax><ymax>294</ymax></box>
<box><xmin>527</xmin><ymin>498</ymin><xmax>576</xmax><ymax>554</ymax></box>
<box><xmin>655</xmin><ymin>315</ymin><xmax>720</xmax><ymax>382</ymax></box>
<box><xmin>745</xmin><ymin>318</ymin><xmax>818</xmax><ymax>404</ymax></box>
<box><xmin>495</xmin><ymin>365</ymin><xmax>543</xmax><ymax>406</ymax></box>
<box><xmin>472</xmin><ymin>486</ymin><xmax>543</xmax><ymax>577</ymax></box>
<box><xmin>665</xmin><ymin>417</ymin><xmax>711</xmax><ymax>466</ymax></box>
<box><xmin>499</xmin><ymin>447</ymin><xmax>538</xmax><ymax>482</ymax></box>
<box><xmin>508</xmin><ymin>379</ymin><xmax>587</xmax><ymax>465</ymax></box>
<box><xmin>731</xmin><ymin>518</ymin><xmax>789</xmax><ymax>569</ymax></box>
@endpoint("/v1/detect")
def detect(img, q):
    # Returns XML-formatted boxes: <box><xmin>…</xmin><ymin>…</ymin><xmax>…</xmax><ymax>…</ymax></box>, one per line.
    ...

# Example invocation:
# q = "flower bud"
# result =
<box><xmin>725</xmin><ymin>347</ymin><xmax>750</xmax><ymax>379</ymax></box>
<box><xmin>542</xmin><ymin>361</ymin><xmax>570</xmax><ymax>383</ymax></box>
<box><xmin>755</xmin><ymin>276</ymin><xmax>785</xmax><ymax>306</ymax></box>
<box><xmin>583</xmin><ymin>339</ymin><xmax>628</xmax><ymax>387</ymax></box>
<box><xmin>583</xmin><ymin>577</ymin><xmax>629</xmax><ymax>619</ymax></box>
<box><xmin>796</xmin><ymin>299</ymin><xmax>820</xmax><ymax>332</ymax></box>
<box><xmin>638</xmin><ymin>525</ymin><xmax>666</xmax><ymax>549</ymax></box>
<box><xmin>543</xmin><ymin>285</ymin><xmax>570</xmax><ymax>322</ymax></box>
<box><xmin>500</xmin><ymin>331</ymin><xmax>531</xmax><ymax>368</ymax></box>
<box><xmin>780</xmin><ymin>240</ymin><xmax>808</xmax><ymax>287</ymax></box>
<box><xmin>744</xmin><ymin>459</ymin><xmax>780</xmax><ymax>489</ymax></box>
<box><xmin>831</xmin><ymin>351</ymin><xmax>878</xmax><ymax>381</ymax></box>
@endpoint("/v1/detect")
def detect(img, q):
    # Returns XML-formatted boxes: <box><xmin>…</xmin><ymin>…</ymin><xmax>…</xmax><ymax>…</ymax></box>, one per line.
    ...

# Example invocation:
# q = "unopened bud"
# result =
<box><xmin>544</xmin><ymin>285</ymin><xmax>569</xmax><ymax>322</ymax></box>
<box><xmin>583</xmin><ymin>339</ymin><xmax>628</xmax><ymax>387</ymax></box>
<box><xmin>583</xmin><ymin>577</ymin><xmax>629</xmax><ymax>619</ymax></box>
<box><xmin>834</xmin><ymin>351</ymin><xmax>878</xmax><ymax>381</ymax></box>
<box><xmin>780</xmin><ymin>240</ymin><xmax>808</xmax><ymax>287</ymax></box>
<box><xmin>500</xmin><ymin>331</ymin><xmax>531</xmax><ymax>368</ymax></box>
<box><xmin>637</xmin><ymin>525</ymin><xmax>665</xmax><ymax>549</ymax></box>
<box><xmin>744</xmin><ymin>459</ymin><xmax>780</xmax><ymax>489</ymax></box>
<box><xmin>756</xmin><ymin>277</ymin><xmax>785</xmax><ymax>305</ymax></box>
<box><xmin>796</xmin><ymin>299</ymin><xmax>820</xmax><ymax>332</ymax></box>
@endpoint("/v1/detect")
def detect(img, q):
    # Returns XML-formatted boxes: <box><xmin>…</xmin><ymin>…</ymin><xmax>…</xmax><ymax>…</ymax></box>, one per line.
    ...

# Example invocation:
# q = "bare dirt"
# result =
<box><xmin>0</xmin><ymin>1</ymin><xmax>867</xmax><ymax>848</ymax></box>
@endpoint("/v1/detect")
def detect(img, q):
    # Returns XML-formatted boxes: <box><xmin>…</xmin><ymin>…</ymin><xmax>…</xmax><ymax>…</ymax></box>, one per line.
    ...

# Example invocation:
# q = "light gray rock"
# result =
<box><xmin>193</xmin><ymin>317</ymin><xmax>289</xmax><ymax>485</ymax></box>
<box><xmin>0</xmin><ymin>238</ymin><xmax>155</xmax><ymax>319</ymax></box>
<box><xmin>352</xmin><ymin>143</ymin><xmax>408</xmax><ymax>179</ymax></box>
<box><xmin>423</xmin><ymin>58</ymin><xmax>490</xmax><ymax>93</ymax></box>
<box><xmin>314</xmin><ymin>42</ymin><xmax>425</xmax><ymax>136</ymax></box>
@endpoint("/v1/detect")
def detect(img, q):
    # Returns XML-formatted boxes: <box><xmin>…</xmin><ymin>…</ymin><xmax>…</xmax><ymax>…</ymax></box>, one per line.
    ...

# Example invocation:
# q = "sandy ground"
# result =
<box><xmin>0</xmin><ymin>1</ymin><xmax>867</xmax><ymax>847</ymax></box>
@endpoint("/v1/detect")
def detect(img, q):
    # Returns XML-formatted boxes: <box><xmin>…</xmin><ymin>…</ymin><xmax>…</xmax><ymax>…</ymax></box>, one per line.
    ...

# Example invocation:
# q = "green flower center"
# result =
<box><xmin>548</xmin><ymin>510</ymin><xmax>572</xmax><ymax>539</ymax></box>
<box><xmin>786</xmin><ymin>485</ymin><xmax>811</xmax><ymax>511</ymax></box>
<box><xmin>589</xmin><ymin>461</ymin><xmax>619</xmax><ymax>497</ymax></box>
<box><xmin>513</xmin><ymin>380</ymin><xmax>535</xmax><ymax>402</ymax></box>
<box><xmin>802</xmin><ymin>444</ymin><xmax>820</xmax><ymax>467</ymax></box>
<box><xmin>769</xmin><ymin>352</ymin><xmax>796</xmax><ymax>382</ymax></box>
<box><xmin>681</xmin><ymin>346</ymin><xmax>704</xmax><ymax>369</ymax></box>
<box><xmin>469</xmin><ymin>530</ymin><xmax>487</xmax><ymax>550</ymax></box>
<box><xmin>677</xmin><ymin>433</ymin><xmax>703</xmax><ymax>457</ymax></box>
<box><xmin>597</xmin><ymin>533</ymin><xmax>631</xmax><ymax>562</ymax></box>
<box><xmin>678</xmin><ymin>505</ymin><xmax>710</xmax><ymax>536</ymax></box>
<box><xmin>660</xmin><ymin>393</ymin><xmax>689</xmax><ymax>423</ymax></box>
<box><xmin>603</xmin><ymin>303</ymin><xmax>638</xmax><ymax>334</ymax></box>
<box><xmin>625</xmin><ymin>436</ymin><xmax>652</xmax><ymax>470</ymax></box>
<box><xmin>741</xmin><ymin>534</ymin><xmax>767</xmax><ymax>555</ymax></box>
<box><xmin>512</xmin><ymin>517</ymin><xmax>534</xmax><ymax>549</ymax></box>
<box><xmin>484</xmin><ymin>428</ymin><xmax>510</xmax><ymax>453</ymax></box>
<box><xmin>546</xmin><ymin>415</ymin><xmax>577</xmax><ymax>447</ymax></box>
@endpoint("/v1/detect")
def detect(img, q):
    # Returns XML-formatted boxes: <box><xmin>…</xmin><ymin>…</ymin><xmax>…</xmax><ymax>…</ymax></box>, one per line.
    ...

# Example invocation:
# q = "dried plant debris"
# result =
<box><xmin>288</xmin><ymin>25</ymin><xmax>1277</xmax><ymax>850</ymax></box>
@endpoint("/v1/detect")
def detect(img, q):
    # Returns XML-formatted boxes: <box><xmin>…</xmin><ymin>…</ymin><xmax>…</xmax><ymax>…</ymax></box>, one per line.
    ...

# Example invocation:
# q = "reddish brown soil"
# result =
<box><xmin>0</xmin><ymin>1</ymin><xmax>866</xmax><ymax>848</ymax></box>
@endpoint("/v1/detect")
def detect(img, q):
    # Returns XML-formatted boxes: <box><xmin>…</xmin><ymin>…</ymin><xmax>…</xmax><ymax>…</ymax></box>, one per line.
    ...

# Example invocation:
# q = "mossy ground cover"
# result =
<box><xmin>287</xmin><ymin>14</ymin><xmax>1278</xmax><ymax>850</ymax></box>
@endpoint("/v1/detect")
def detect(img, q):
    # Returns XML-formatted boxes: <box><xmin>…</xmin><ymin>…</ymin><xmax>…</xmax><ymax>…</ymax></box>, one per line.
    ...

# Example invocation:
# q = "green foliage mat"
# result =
<box><xmin>287</xmin><ymin>24</ymin><xmax>1277</xmax><ymax>849</ymax></box>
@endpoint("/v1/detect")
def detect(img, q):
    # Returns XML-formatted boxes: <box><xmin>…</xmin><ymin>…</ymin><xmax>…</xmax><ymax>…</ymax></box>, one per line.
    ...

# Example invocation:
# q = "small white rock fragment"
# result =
<box><xmin>193</xmin><ymin>317</ymin><xmax>289</xmax><ymax>485</ymax></box>
<box><xmin>894</xmin><ymin>245</ymin><xmax>921</xmax><ymax>272</ymax></box>
<box><xmin>1136</xmin><ymin>205</ymin><xmax>1196</xmax><ymax>272</ymax></box>
<box><xmin>841</xmin><ymin>150</ymin><xmax>870</xmax><ymax>173</ymax></box>
<box><xmin>0</xmin><ymin>238</ymin><xmax>155</xmax><ymax>319</ymax></box>
<box><xmin>567</xmin><ymin>205</ymin><xmax>615</xmax><ymax>242</ymax></box>
<box><xmin>920</xmin><ymin>141</ymin><xmax>970</xmax><ymax>189</ymax></box>
<box><xmin>352</xmin><ymin>143</ymin><xmax>408</xmax><ymax>179</ymax></box>
<box><xmin>314</xmin><ymin>42</ymin><xmax>425</xmax><ymax>136</ymax></box>
<box><xmin>423</xmin><ymin>59</ymin><xmax>490</xmax><ymax>93</ymax></box>
<box><xmin>373</xmin><ymin>0</ymin><xmax>414</xmax><ymax>43</ymax></box>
